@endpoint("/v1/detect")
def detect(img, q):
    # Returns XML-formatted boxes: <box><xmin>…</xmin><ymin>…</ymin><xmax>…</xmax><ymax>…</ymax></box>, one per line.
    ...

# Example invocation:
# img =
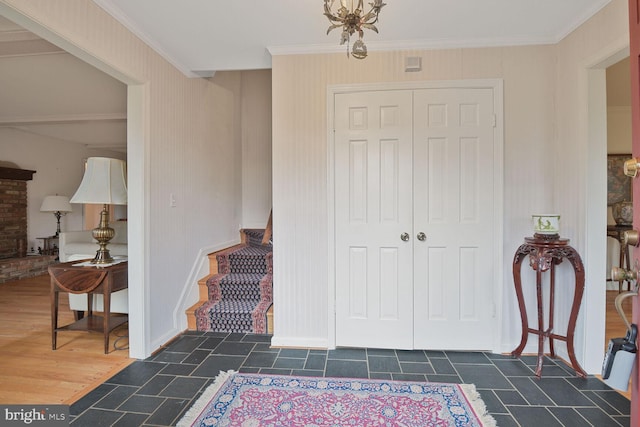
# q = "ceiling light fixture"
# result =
<box><xmin>324</xmin><ymin>0</ymin><xmax>386</xmax><ymax>59</ymax></box>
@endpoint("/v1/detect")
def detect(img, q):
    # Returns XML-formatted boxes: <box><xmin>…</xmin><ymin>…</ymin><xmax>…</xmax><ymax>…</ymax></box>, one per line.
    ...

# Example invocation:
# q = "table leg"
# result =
<box><xmin>548</xmin><ymin>264</ymin><xmax>556</xmax><ymax>359</ymax></box>
<box><xmin>511</xmin><ymin>249</ymin><xmax>529</xmax><ymax>357</ymax></box>
<box><xmin>51</xmin><ymin>286</ymin><xmax>58</xmax><ymax>350</ymax></box>
<box><xmin>103</xmin><ymin>282</ymin><xmax>111</xmax><ymax>354</ymax></box>
<box><xmin>566</xmin><ymin>249</ymin><xmax>587</xmax><ymax>378</ymax></box>
<box><xmin>535</xmin><ymin>269</ymin><xmax>545</xmax><ymax>377</ymax></box>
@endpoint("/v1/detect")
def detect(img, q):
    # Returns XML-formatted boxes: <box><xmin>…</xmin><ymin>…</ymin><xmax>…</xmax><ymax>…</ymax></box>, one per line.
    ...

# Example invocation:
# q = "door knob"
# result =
<box><xmin>400</xmin><ymin>232</ymin><xmax>410</xmax><ymax>242</ymax></box>
<box><xmin>611</xmin><ymin>265</ymin><xmax>639</xmax><ymax>282</ymax></box>
<box><xmin>624</xmin><ymin>158</ymin><xmax>640</xmax><ymax>178</ymax></box>
<box><xmin>623</xmin><ymin>229</ymin><xmax>640</xmax><ymax>247</ymax></box>
<box><xmin>612</xmin><ymin>259</ymin><xmax>640</xmax><ymax>285</ymax></box>
<box><xmin>417</xmin><ymin>232</ymin><xmax>426</xmax><ymax>241</ymax></box>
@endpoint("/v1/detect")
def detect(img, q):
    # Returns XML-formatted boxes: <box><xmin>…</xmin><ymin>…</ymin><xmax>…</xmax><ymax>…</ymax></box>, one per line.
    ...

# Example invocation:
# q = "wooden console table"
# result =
<box><xmin>511</xmin><ymin>235</ymin><xmax>586</xmax><ymax>378</ymax></box>
<box><xmin>49</xmin><ymin>260</ymin><xmax>128</xmax><ymax>354</ymax></box>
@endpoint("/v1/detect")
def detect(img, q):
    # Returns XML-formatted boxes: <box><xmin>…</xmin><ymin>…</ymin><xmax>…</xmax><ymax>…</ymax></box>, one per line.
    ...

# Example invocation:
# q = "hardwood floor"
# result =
<box><xmin>0</xmin><ymin>274</ymin><xmax>631</xmax><ymax>405</ymax></box>
<box><xmin>0</xmin><ymin>274</ymin><xmax>133</xmax><ymax>405</ymax></box>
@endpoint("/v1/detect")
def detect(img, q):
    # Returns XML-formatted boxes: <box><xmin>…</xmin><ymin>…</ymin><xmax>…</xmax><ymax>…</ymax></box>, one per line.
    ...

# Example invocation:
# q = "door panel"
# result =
<box><xmin>427</xmin><ymin>247</ymin><xmax>447</xmax><ymax>319</ymax></box>
<box><xmin>426</xmin><ymin>137</ymin><xmax>448</xmax><ymax>222</ymax></box>
<box><xmin>413</xmin><ymin>88</ymin><xmax>495</xmax><ymax>350</ymax></box>
<box><xmin>347</xmin><ymin>247</ymin><xmax>367</xmax><ymax>318</ymax></box>
<box><xmin>379</xmin><ymin>247</ymin><xmax>400</xmax><ymax>319</ymax></box>
<box><xmin>460</xmin><ymin>137</ymin><xmax>481</xmax><ymax>221</ymax></box>
<box><xmin>335</xmin><ymin>90</ymin><xmax>414</xmax><ymax>349</ymax></box>
<box><xmin>348</xmin><ymin>140</ymin><xmax>368</xmax><ymax>222</ymax></box>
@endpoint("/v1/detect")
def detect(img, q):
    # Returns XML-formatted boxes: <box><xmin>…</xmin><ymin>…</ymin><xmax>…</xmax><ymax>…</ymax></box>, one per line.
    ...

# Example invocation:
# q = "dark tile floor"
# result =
<box><xmin>70</xmin><ymin>331</ymin><xmax>630</xmax><ymax>426</ymax></box>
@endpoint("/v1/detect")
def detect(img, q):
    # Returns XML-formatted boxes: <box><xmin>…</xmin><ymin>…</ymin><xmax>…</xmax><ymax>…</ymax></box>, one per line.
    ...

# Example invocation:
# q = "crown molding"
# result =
<box><xmin>268</xmin><ymin>35</ymin><xmax>557</xmax><ymax>57</ymax></box>
<box><xmin>0</xmin><ymin>113</ymin><xmax>126</xmax><ymax>126</ymax></box>
<box><xmin>0</xmin><ymin>29</ymin><xmax>40</xmax><ymax>42</ymax></box>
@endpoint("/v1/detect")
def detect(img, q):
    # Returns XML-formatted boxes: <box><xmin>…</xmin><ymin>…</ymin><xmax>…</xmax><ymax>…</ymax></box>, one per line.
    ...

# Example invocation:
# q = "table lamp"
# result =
<box><xmin>70</xmin><ymin>157</ymin><xmax>127</xmax><ymax>264</ymax></box>
<box><xmin>40</xmin><ymin>195</ymin><xmax>72</xmax><ymax>236</ymax></box>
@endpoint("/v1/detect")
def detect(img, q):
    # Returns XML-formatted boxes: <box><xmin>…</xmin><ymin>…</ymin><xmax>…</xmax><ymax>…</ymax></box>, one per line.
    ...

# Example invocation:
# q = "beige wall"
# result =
<box><xmin>272</xmin><ymin>0</ymin><xmax>629</xmax><ymax>372</ymax></box>
<box><xmin>606</xmin><ymin>58</ymin><xmax>632</xmax><ymax>155</ymax></box>
<box><xmin>608</xmin><ymin>107</ymin><xmax>632</xmax><ymax>153</ymax></box>
<box><xmin>240</xmin><ymin>69</ymin><xmax>272</xmax><ymax>229</ymax></box>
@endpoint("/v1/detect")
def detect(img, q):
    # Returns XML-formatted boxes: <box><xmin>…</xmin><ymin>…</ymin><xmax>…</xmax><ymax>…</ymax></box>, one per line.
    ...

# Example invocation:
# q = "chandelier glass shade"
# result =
<box><xmin>324</xmin><ymin>0</ymin><xmax>386</xmax><ymax>59</ymax></box>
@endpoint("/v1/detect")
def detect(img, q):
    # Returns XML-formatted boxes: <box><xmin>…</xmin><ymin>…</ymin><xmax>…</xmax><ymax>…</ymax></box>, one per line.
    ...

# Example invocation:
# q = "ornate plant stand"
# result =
<box><xmin>511</xmin><ymin>234</ymin><xmax>587</xmax><ymax>378</ymax></box>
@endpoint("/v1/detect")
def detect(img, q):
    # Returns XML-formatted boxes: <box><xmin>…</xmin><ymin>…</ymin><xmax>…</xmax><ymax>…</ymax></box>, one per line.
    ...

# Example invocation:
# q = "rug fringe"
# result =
<box><xmin>176</xmin><ymin>370</ymin><xmax>236</xmax><ymax>427</ymax></box>
<box><xmin>460</xmin><ymin>384</ymin><xmax>498</xmax><ymax>427</ymax></box>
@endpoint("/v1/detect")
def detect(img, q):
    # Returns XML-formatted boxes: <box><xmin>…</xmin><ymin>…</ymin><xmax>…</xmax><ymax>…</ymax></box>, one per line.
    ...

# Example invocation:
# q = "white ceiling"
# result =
<box><xmin>94</xmin><ymin>0</ymin><xmax>613</xmax><ymax>76</ymax></box>
<box><xmin>0</xmin><ymin>0</ymin><xmax>626</xmax><ymax>151</ymax></box>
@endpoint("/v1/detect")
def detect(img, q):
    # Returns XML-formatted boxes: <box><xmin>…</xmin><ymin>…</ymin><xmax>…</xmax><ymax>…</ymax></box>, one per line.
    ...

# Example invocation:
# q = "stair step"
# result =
<box><xmin>186</xmin><ymin>301</ymin><xmax>202</xmax><ymax>330</ymax></box>
<box><xmin>189</xmin><ymin>303</ymin><xmax>273</xmax><ymax>334</ymax></box>
<box><xmin>207</xmin><ymin>244</ymin><xmax>244</xmax><ymax>274</ymax></box>
<box><xmin>242</xmin><ymin>228</ymin><xmax>271</xmax><ymax>246</ymax></box>
<box><xmin>198</xmin><ymin>274</ymin><xmax>215</xmax><ymax>301</ymax></box>
<box><xmin>209</xmin><ymin>318</ymin><xmax>255</xmax><ymax>334</ymax></box>
<box><xmin>217</xmin><ymin>245</ymin><xmax>272</xmax><ymax>275</ymax></box>
<box><xmin>207</xmin><ymin>273</ymin><xmax>266</xmax><ymax>301</ymax></box>
<box><xmin>208</xmin><ymin>272</ymin><xmax>265</xmax><ymax>285</ymax></box>
<box><xmin>267</xmin><ymin>305</ymin><xmax>273</xmax><ymax>334</ymax></box>
<box><xmin>210</xmin><ymin>301</ymin><xmax>257</xmax><ymax>314</ymax></box>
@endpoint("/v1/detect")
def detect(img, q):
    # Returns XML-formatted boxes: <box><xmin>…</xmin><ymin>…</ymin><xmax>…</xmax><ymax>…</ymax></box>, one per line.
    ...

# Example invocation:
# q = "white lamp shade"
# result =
<box><xmin>40</xmin><ymin>195</ymin><xmax>72</xmax><ymax>213</ymax></box>
<box><xmin>70</xmin><ymin>157</ymin><xmax>127</xmax><ymax>205</ymax></box>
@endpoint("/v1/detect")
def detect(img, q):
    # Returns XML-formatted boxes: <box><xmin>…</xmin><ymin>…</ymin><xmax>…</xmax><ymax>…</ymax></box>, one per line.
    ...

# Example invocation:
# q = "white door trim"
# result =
<box><xmin>327</xmin><ymin>79</ymin><xmax>504</xmax><ymax>352</ymax></box>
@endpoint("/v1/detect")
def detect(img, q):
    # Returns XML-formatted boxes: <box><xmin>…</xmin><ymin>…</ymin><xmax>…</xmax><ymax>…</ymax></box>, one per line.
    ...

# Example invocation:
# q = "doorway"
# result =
<box><xmin>0</xmin><ymin>6</ymin><xmax>148</xmax><ymax>359</ymax></box>
<box><xmin>605</xmin><ymin>57</ymin><xmax>633</xmax><ymax>359</ymax></box>
<box><xmin>581</xmin><ymin>38</ymin><xmax>631</xmax><ymax>373</ymax></box>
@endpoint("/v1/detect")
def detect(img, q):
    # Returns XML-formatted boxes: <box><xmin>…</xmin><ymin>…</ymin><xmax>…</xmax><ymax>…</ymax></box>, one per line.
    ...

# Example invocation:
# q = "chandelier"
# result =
<box><xmin>324</xmin><ymin>0</ymin><xmax>386</xmax><ymax>59</ymax></box>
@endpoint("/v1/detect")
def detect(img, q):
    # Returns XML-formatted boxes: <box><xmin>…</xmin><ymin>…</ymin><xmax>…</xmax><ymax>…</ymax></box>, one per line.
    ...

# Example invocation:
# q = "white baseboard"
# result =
<box><xmin>150</xmin><ymin>327</ymin><xmax>185</xmax><ymax>358</ymax></box>
<box><xmin>270</xmin><ymin>335</ymin><xmax>330</xmax><ymax>349</ymax></box>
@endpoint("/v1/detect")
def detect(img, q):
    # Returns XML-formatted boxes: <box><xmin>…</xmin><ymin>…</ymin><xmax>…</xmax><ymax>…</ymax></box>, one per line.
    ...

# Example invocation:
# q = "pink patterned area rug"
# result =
<box><xmin>177</xmin><ymin>371</ymin><xmax>497</xmax><ymax>427</ymax></box>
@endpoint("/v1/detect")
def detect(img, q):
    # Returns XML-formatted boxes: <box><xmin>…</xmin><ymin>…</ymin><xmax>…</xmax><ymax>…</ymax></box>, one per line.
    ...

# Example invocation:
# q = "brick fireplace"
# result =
<box><xmin>0</xmin><ymin>165</ymin><xmax>56</xmax><ymax>283</ymax></box>
<box><xmin>0</xmin><ymin>166</ymin><xmax>34</xmax><ymax>258</ymax></box>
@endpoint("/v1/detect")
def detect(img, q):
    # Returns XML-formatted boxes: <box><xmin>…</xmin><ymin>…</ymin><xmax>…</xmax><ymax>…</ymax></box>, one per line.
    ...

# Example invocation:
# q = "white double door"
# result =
<box><xmin>334</xmin><ymin>86</ymin><xmax>497</xmax><ymax>350</ymax></box>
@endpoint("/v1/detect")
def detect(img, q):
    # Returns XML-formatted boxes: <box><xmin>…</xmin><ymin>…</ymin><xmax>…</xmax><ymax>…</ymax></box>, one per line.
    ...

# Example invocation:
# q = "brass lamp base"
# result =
<box><xmin>91</xmin><ymin>204</ymin><xmax>115</xmax><ymax>264</ymax></box>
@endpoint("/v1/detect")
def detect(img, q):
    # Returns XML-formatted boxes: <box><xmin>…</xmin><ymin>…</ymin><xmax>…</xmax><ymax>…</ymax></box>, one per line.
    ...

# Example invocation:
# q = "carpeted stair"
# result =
<box><xmin>194</xmin><ymin>229</ymin><xmax>272</xmax><ymax>334</ymax></box>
